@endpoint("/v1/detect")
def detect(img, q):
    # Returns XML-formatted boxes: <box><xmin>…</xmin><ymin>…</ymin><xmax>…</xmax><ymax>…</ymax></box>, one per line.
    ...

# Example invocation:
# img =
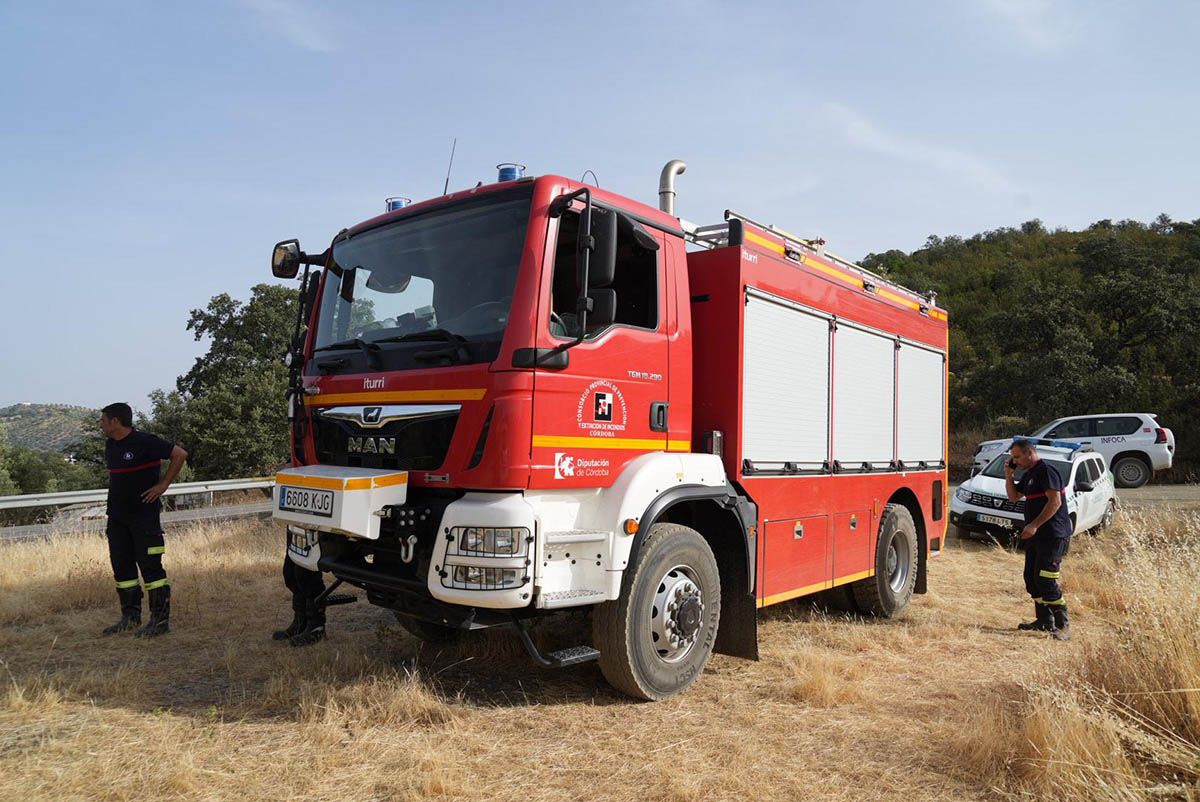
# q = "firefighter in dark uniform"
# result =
<box><xmin>272</xmin><ymin>551</ymin><xmax>328</xmax><ymax>646</ymax></box>
<box><xmin>99</xmin><ymin>403</ymin><xmax>188</xmax><ymax>638</ymax></box>
<box><xmin>1005</xmin><ymin>439</ymin><xmax>1071</xmax><ymax>640</ymax></box>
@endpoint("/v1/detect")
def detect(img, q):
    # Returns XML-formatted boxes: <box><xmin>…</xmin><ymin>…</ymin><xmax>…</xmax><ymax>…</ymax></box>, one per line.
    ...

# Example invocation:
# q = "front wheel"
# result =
<box><xmin>592</xmin><ymin>523</ymin><xmax>721</xmax><ymax>701</ymax></box>
<box><xmin>1090</xmin><ymin>499</ymin><xmax>1116</xmax><ymax>534</ymax></box>
<box><xmin>850</xmin><ymin>504</ymin><xmax>918</xmax><ymax>617</ymax></box>
<box><xmin>1112</xmin><ymin>456</ymin><xmax>1151</xmax><ymax>488</ymax></box>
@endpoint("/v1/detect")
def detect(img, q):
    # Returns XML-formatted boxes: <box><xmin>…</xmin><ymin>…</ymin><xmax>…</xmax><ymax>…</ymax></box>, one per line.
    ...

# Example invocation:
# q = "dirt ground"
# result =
<box><xmin>0</xmin><ymin>510</ymin><xmax>1175</xmax><ymax>802</ymax></box>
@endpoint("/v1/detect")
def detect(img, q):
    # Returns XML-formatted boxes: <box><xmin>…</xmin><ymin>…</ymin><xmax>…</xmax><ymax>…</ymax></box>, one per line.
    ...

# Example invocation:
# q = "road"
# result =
<box><xmin>0</xmin><ymin>501</ymin><xmax>274</xmax><ymax>542</ymax></box>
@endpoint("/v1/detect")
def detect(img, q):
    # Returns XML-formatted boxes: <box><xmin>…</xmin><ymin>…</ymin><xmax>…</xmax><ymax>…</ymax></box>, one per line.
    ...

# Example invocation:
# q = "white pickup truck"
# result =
<box><xmin>972</xmin><ymin>413</ymin><xmax>1174</xmax><ymax>488</ymax></box>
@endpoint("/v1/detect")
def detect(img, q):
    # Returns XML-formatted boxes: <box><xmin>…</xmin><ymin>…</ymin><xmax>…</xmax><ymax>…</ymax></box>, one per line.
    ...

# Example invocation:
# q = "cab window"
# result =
<box><xmin>1076</xmin><ymin>460</ymin><xmax>1097</xmax><ymax>485</ymax></box>
<box><xmin>549</xmin><ymin>210</ymin><xmax>658</xmax><ymax>339</ymax></box>
<box><xmin>1050</xmin><ymin>419</ymin><xmax>1092</xmax><ymax>438</ymax></box>
<box><xmin>1095</xmin><ymin>417</ymin><xmax>1141</xmax><ymax>436</ymax></box>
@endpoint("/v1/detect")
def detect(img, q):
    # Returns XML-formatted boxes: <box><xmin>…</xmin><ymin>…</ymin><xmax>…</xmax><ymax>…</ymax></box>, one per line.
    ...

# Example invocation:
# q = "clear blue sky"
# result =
<box><xmin>2</xmin><ymin>1</ymin><xmax>1197</xmax><ymax>412</ymax></box>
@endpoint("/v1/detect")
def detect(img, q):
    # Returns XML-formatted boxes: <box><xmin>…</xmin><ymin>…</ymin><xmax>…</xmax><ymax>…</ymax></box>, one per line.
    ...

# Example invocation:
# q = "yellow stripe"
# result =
<box><xmin>276</xmin><ymin>472</ymin><xmax>408</xmax><ymax>491</ymax></box>
<box><xmin>831</xmin><ymin>569</ymin><xmax>874</xmax><ymax>587</ymax></box>
<box><xmin>800</xmin><ymin>254</ymin><xmax>864</xmax><ymax>289</ymax></box>
<box><xmin>759</xmin><ymin>579</ymin><xmax>830</xmax><ymax>608</ymax></box>
<box><xmin>304</xmin><ymin>389</ymin><xmax>487</xmax><ymax>406</ymax></box>
<box><xmin>533</xmin><ymin>435</ymin><xmax>670</xmax><ymax>451</ymax></box>
<box><xmin>116</xmin><ymin>579</ymin><xmax>140</xmax><ymax>589</ymax></box>
<box><xmin>146</xmin><ymin>546</ymin><xmax>165</xmax><ymax>555</ymax></box>
<box><xmin>757</xmin><ymin>569</ymin><xmax>875</xmax><ymax>607</ymax></box>
<box><xmin>370</xmin><ymin>473</ymin><xmax>410</xmax><ymax>489</ymax></box>
<box><xmin>744</xmin><ymin>230</ymin><xmax>786</xmax><ymax>255</ymax></box>
<box><xmin>666</xmin><ymin>440</ymin><xmax>691</xmax><ymax>452</ymax></box>
<box><xmin>1039</xmin><ymin>570</ymin><xmax>1061</xmax><ymax>579</ymax></box>
<box><xmin>744</xmin><ymin>231</ymin><xmax>948</xmax><ymax>321</ymax></box>
<box><xmin>144</xmin><ymin>578</ymin><xmax>169</xmax><ymax>591</ymax></box>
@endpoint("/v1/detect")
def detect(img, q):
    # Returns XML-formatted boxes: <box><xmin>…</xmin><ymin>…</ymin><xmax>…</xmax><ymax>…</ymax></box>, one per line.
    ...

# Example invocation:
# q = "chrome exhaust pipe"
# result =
<box><xmin>658</xmin><ymin>160</ymin><xmax>687</xmax><ymax>215</ymax></box>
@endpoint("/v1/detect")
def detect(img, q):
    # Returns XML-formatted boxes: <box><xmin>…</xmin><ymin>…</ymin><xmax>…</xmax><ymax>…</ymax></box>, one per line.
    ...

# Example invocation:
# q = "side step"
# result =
<box><xmin>322</xmin><ymin>593</ymin><xmax>358</xmax><ymax>607</ymax></box>
<box><xmin>513</xmin><ymin>618</ymin><xmax>600</xmax><ymax>668</ymax></box>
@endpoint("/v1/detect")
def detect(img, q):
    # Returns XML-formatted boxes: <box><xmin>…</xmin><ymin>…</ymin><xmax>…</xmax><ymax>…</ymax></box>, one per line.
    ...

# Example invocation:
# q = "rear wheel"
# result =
<box><xmin>592</xmin><ymin>523</ymin><xmax>721</xmax><ymax>701</ymax></box>
<box><xmin>850</xmin><ymin>504</ymin><xmax>918</xmax><ymax>617</ymax></box>
<box><xmin>1112</xmin><ymin>456</ymin><xmax>1151</xmax><ymax>488</ymax></box>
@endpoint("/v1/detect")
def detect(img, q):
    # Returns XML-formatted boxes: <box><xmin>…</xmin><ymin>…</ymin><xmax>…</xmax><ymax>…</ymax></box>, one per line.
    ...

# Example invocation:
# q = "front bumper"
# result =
<box><xmin>949</xmin><ymin>499</ymin><xmax>1022</xmax><ymax>539</ymax></box>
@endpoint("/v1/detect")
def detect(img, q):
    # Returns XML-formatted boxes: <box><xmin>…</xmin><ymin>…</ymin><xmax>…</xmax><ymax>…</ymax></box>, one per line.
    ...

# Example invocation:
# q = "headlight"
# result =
<box><xmin>955</xmin><ymin>487</ymin><xmax>972</xmax><ymax>502</ymax></box>
<box><xmin>451</xmin><ymin>566</ymin><xmax>521</xmax><ymax>587</ymax></box>
<box><xmin>453</xmin><ymin>526</ymin><xmax>528</xmax><ymax>556</ymax></box>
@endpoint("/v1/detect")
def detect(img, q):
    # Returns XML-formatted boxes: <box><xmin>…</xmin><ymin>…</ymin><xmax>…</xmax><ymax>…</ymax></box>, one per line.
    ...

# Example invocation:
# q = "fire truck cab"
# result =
<box><xmin>270</xmin><ymin>161</ymin><xmax>948</xmax><ymax>700</ymax></box>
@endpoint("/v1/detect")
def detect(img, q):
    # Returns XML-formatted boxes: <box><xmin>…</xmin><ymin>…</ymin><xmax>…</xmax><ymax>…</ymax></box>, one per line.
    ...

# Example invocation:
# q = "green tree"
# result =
<box><xmin>151</xmin><ymin>284</ymin><xmax>296</xmax><ymax>479</ymax></box>
<box><xmin>0</xmin><ymin>422</ymin><xmax>20</xmax><ymax>495</ymax></box>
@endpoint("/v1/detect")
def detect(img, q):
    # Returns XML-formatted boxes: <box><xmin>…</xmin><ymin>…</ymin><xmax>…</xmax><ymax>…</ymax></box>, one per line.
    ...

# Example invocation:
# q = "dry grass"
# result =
<box><xmin>956</xmin><ymin>508</ymin><xmax>1200</xmax><ymax>801</ymax></box>
<box><xmin>1</xmin><ymin>512</ymin><xmax>1196</xmax><ymax>801</ymax></box>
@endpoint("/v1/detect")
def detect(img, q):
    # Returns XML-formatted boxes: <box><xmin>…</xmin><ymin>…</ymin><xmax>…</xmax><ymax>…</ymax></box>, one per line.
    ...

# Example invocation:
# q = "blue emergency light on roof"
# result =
<box><xmin>385</xmin><ymin>196</ymin><xmax>411</xmax><ymax>212</ymax></box>
<box><xmin>1016</xmin><ymin>437</ymin><xmax>1088</xmax><ymax>452</ymax></box>
<box><xmin>497</xmin><ymin>163</ymin><xmax>526</xmax><ymax>182</ymax></box>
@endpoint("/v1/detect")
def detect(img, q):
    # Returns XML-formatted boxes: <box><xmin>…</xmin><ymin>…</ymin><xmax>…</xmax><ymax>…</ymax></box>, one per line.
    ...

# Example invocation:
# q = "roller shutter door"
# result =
<box><xmin>832</xmin><ymin>324</ymin><xmax>895</xmax><ymax>466</ymax></box>
<box><xmin>742</xmin><ymin>292</ymin><xmax>830</xmax><ymax>469</ymax></box>
<box><xmin>897</xmin><ymin>342</ymin><xmax>945</xmax><ymax>464</ymax></box>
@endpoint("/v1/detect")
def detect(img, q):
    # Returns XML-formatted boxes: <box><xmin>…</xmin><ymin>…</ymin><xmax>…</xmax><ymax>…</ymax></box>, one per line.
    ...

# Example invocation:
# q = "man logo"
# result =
<box><xmin>594</xmin><ymin>392</ymin><xmax>613</xmax><ymax>422</ymax></box>
<box><xmin>554</xmin><ymin>452</ymin><xmax>575</xmax><ymax>480</ymax></box>
<box><xmin>362</xmin><ymin>406</ymin><xmax>383</xmax><ymax>425</ymax></box>
<box><xmin>993</xmin><ymin>498</ymin><xmax>1003</xmax><ymax>508</ymax></box>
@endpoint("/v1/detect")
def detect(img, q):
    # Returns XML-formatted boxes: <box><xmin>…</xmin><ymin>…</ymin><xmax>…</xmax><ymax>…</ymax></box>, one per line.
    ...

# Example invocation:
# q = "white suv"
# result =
<box><xmin>951</xmin><ymin>442</ymin><xmax>1116</xmax><ymax>542</ymax></box>
<box><xmin>972</xmin><ymin>413</ymin><xmax>1174</xmax><ymax>488</ymax></box>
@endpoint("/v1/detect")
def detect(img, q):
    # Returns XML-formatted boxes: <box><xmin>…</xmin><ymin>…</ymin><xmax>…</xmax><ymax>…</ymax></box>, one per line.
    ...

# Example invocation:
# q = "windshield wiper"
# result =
<box><xmin>369</xmin><ymin>328</ymin><xmax>468</xmax><ymax>346</ymax></box>
<box><xmin>312</xmin><ymin>337</ymin><xmax>381</xmax><ymax>369</ymax></box>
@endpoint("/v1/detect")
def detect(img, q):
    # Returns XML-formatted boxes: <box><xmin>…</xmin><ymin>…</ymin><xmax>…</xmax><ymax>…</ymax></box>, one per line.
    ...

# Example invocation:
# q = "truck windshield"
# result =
<box><xmin>312</xmin><ymin>188</ymin><xmax>532</xmax><ymax>368</ymax></box>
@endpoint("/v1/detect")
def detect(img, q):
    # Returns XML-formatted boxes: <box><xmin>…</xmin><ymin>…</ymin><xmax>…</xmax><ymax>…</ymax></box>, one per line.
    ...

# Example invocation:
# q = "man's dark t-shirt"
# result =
<box><xmin>105</xmin><ymin>429</ymin><xmax>175</xmax><ymax>517</ymax></box>
<box><xmin>1015</xmin><ymin>459</ymin><xmax>1072</xmax><ymax>540</ymax></box>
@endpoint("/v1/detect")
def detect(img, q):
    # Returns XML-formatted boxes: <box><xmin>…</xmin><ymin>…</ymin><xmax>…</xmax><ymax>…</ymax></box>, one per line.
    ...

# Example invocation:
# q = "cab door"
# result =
<box><xmin>529</xmin><ymin>205</ymin><xmax>671</xmax><ymax>489</ymax></box>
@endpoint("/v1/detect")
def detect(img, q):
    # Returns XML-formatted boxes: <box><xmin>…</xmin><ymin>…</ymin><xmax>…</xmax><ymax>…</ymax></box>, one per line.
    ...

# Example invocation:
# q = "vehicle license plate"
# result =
<box><xmin>279</xmin><ymin>486</ymin><xmax>334</xmax><ymax>518</ymax></box>
<box><xmin>977</xmin><ymin>513</ymin><xmax>1013</xmax><ymax>528</ymax></box>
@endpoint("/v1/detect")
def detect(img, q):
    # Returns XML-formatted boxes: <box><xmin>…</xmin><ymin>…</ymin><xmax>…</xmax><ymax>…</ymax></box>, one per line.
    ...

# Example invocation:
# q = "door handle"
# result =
<box><xmin>650</xmin><ymin>401</ymin><xmax>669</xmax><ymax>433</ymax></box>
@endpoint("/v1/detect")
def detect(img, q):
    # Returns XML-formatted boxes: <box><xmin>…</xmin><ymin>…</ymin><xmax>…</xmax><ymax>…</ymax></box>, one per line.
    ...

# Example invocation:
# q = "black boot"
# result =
<box><xmin>273</xmin><ymin>596</ymin><xmax>307</xmax><ymax>641</ymax></box>
<box><xmin>103</xmin><ymin>587</ymin><xmax>142</xmax><ymax>635</ymax></box>
<box><xmin>136</xmin><ymin>585</ymin><xmax>171</xmax><ymax>638</ymax></box>
<box><xmin>1051</xmin><ymin>605</ymin><xmax>1070</xmax><ymax>641</ymax></box>
<box><xmin>289</xmin><ymin>599</ymin><xmax>326</xmax><ymax>647</ymax></box>
<box><xmin>1018</xmin><ymin>602</ymin><xmax>1055</xmax><ymax>632</ymax></box>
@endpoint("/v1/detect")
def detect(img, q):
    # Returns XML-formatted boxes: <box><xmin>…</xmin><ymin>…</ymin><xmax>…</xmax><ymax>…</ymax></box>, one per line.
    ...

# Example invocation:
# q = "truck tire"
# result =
<box><xmin>1112</xmin><ymin>456</ymin><xmax>1150</xmax><ymax>488</ymax></box>
<box><xmin>394</xmin><ymin>612</ymin><xmax>464</xmax><ymax>644</ymax></box>
<box><xmin>850</xmin><ymin>504</ymin><xmax>918</xmax><ymax>617</ymax></box>
<box><xmin>592</xmin><ymin>522</ymin><xmax>721</xmax><ymax>701</ymax></box>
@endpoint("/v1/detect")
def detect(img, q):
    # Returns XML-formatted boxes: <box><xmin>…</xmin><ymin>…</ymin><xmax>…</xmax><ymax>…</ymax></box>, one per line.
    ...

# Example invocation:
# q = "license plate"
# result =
<box><xmin>279</xmin><ymin>486</ymin><xmax>334</xmax><ymax>518</ymax></box>
<box><xmin>977</xmin><ymin>513</ymin><xmax>1015</xmax><ymax>528</ymax></box>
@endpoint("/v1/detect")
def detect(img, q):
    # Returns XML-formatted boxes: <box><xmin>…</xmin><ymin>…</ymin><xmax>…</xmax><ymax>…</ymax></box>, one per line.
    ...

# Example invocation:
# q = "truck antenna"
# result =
<box><xmin>442</xmin><ymin>138</ymin><xmax>458</xmax><ymax>195</ymax></box>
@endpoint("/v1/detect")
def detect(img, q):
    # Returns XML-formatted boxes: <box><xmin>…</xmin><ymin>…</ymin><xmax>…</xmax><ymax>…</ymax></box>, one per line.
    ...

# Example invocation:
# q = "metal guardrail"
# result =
<box><xmin>0</xmin><ymin>477</ymin><xmax>274</xmax><ymax>511</ymax></box>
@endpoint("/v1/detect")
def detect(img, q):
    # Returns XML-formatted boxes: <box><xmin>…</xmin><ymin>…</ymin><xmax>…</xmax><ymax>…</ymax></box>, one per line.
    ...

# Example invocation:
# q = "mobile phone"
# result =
<box><xmin>1007</xmin><ymin>458</ymin><xmax>1017</xmax><ymax>469</ymax></box>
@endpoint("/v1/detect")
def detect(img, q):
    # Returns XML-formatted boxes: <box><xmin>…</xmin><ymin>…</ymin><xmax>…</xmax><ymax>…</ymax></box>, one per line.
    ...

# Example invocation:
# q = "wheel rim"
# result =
<box><xmin>887</xmin><ymin>533</ymin><xmax>911</xmax><ymax>592</ymax></box>
<box><xmin>650</xmin><ymin>564</ymin><xmax>704</xmax><ymax>664</ymax></box>
<box><xmin>1118</xmin><ymin>461</ymin><xmax>1146</xmax><ymax>485</ymax></box>
<box><xmin>1103</xmin><ymin>502</ymin><xmax>1114</xmax><ymax>528</ymax></box>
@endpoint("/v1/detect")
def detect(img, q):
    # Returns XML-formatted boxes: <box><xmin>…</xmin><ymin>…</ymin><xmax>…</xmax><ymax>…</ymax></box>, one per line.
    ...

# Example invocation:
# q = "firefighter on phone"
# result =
<box><xmin>99</xmin><ymin>402</ymin><xmax>188</xmax><ymax>637</ymax></box>
<box><xmin>1005</xmin><ymin>439</ymin><xmax>1071</xmax><ymax>640</ymax></box>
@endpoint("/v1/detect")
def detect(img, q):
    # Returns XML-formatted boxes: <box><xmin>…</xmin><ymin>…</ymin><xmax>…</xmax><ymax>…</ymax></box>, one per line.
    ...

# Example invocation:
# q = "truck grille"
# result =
<box><xmin>311</xmin><ymin>405</ymin><xmax>459</xmax><ymax>471</ymax></box>
<box><xmin>969</xmin><ymin>492</ymin><xmax>1024</xmax><ymax>514</ymax></box>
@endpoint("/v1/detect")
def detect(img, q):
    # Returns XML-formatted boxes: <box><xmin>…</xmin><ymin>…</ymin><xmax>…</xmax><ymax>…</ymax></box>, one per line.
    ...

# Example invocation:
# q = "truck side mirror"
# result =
<box><xmin>272</xmin><ymin>239</ymin><xmax>302</xmax><ymax>279</ymax></box>
<box><xmin>579</xmin><ymin>206</ymin><xmax>617</xmax><ymax>289</ymax></box>
<box><xmin>1075</xmin><ymin>479</ymin><xmax>1094</xmax><ymax>493</ymax></box>
<box><xmin>587</xmin><ymin>289</ymin><xmax>617</xmax><ymax>329</ymax></box>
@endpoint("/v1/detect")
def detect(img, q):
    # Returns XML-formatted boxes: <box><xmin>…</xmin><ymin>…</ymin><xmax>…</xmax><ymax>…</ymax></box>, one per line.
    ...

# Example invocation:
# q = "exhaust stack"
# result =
<box><xmin>658</xmin><ymin>159</ymin><xmax>687</xmax><ymax>215</ymax></box>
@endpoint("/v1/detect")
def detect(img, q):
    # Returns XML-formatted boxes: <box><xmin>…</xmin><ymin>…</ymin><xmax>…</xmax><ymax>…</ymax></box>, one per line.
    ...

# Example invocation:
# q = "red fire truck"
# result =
<box><xmin>270</xmin><ymin>160</ymin><xmax>948</xmax><ymax>700</ymax></box>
